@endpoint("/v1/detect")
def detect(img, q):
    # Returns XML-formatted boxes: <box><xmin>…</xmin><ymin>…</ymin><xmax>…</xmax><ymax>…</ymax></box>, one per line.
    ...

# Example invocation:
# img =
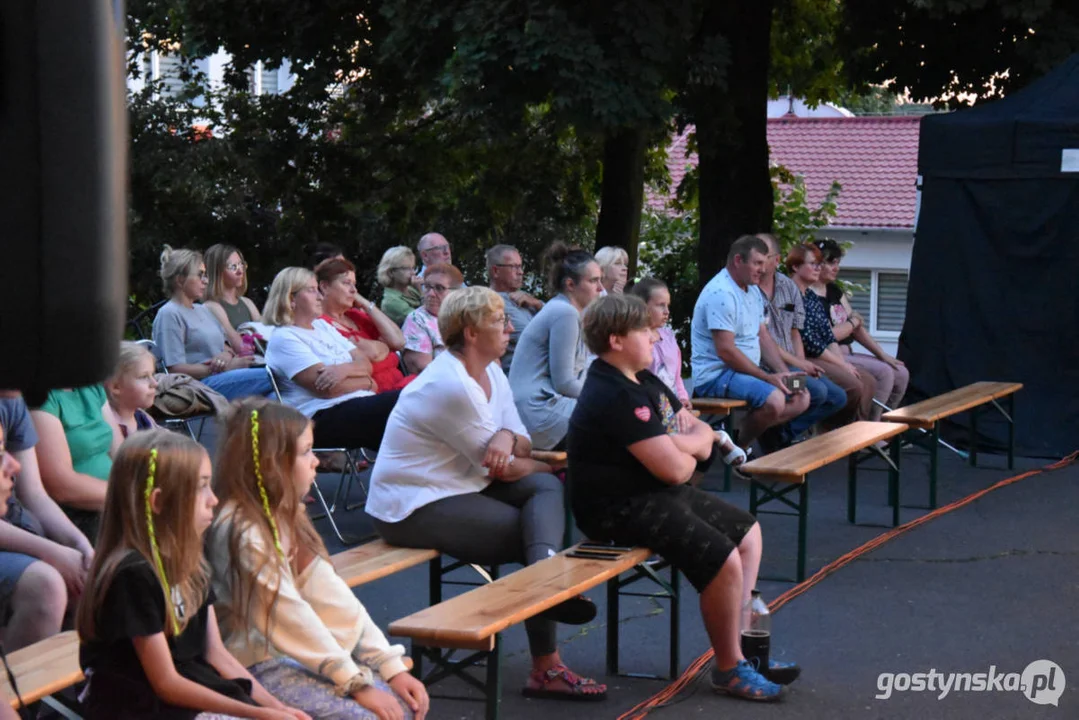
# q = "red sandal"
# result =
<box><xmin>521</xmin><ymin>664</ymin><xmax>607</xmax><ymax>702</ymax></box>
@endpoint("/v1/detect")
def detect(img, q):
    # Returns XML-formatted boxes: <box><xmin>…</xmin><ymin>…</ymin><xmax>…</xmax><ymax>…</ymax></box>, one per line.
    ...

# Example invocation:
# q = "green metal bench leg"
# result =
<box><xmin>485</xmin><ymin>635</ymin><xmax>502</xmax><ymax>720</ymax></box>
<box><xmin>1007</xmin><ymin>394</ymin><xmax>1016</xmax><ymax>470</ymax></box>
<box><xmin>847</xmin><ymin>453</ymin><xmax>858</xmax><ymax>523</ymax></box>
<box><xmin>969</xmin><ymin>407</ymin><xmax>978</xmax><ymax>467</ymax></box>
<box><xmin>669</xmin><ymin>568</ymin><xmax>680</xmax><ymax>679</ymax></box>
<box><xmin>929</xmin><ymin>424</ymin><xmax>939</xmax><ymax>509</ymax></box>
<box><xmin>796</xmin><ymin>482</ymin><xmax>808</xmax><ymax>583</ymax></box>
<box><xmin>723</xmin><ymin>462</ymin><xmax>732</xmax><ymax>492</ymax></box>
<box><xmin>606</xmin><ymin>576</ymin><xmax>620</xmax><ymax>676</ymax></box>
<box><xmin>749</xmin><ymin>479</ymin><xmax>759</xmax><ymax>515</ymax></box>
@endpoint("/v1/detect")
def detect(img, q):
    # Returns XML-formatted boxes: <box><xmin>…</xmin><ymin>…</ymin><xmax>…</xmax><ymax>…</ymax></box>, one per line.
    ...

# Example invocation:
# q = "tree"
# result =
<box><xmin>842</xmin><ymin>0</ymin><xmax>1079</xmax><ymax>106</ymax></box>
<box><xmin>123</xmin><ymin>1</ymin><xmax>605</xmax><ymax>303</ymax></box>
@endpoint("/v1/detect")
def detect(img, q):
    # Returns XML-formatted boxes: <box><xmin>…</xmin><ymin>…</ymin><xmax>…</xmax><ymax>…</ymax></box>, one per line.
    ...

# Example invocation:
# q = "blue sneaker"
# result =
<box><xmin>711</xmin><ymin>659</ymin><xmax>783</xmax><ymax>701</ymax></box>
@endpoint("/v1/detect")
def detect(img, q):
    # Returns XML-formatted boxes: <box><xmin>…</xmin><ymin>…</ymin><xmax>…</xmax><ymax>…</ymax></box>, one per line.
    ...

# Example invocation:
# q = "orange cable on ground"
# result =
<box><xmin>615</xmin><ymin>451</ymin><xmax>1079</xmax><ymax>720</ymax></box>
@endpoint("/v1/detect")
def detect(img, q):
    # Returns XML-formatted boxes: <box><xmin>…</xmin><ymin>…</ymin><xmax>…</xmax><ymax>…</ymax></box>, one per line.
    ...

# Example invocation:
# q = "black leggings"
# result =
<box><xmin>373</xmin><ymin>473</ymin><xmax>565</xmax><ymax>657</ymax></box>
<box><xmin>311</xmin><ymin>390</ymin><xmax>400</xmax><ymax>450</ymax></box>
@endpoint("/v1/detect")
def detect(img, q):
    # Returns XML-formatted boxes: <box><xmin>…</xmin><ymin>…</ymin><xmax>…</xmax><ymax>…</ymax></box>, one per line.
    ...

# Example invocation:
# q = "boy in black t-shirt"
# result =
<box><xmin>568</xmin><ymin>294</ymin><xmax>801</xmax><ymax>702</ymax></box>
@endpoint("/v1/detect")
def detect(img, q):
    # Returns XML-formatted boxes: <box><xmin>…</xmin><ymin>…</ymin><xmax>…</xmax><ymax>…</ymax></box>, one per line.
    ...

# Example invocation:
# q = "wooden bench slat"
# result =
<box><xmin>0</xmin><ymin>631</ymin><xmax>82</xmax><ymax>708</ymax></box>
<box><xmin>331</xmin><ymin>540</ymin><xmax>439</xmax><ymax>588</ymax></box>
<box><xmin>389</xmin><ymin>547</ymin><xmax>652</xmax><ymax>650</ymax></box>
<box><xmin>690</xmin><ymin>398</ymin><xmax>747</xmax><ymax>415</ymax></box>
<box><xmin>741</xmin><ymin>421</ymin><xmax>908</xmax><ymax>481</ymax></box>
<box><xmin>530</xmin><ymin>450</ymin><xmax>567</xmax><ymax>469</ymax></box>
<box><xmin>881</xmin><ymin>382</ymin><xmax>1023</xmax><ymax>429</ymax></box>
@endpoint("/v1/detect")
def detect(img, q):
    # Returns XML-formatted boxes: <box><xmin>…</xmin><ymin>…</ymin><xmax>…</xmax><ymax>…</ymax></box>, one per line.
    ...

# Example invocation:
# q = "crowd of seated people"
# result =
<box><xmin>0</xmin><ymin>226</ymin><xmax>923</xmax><ymax>714</ymax></box>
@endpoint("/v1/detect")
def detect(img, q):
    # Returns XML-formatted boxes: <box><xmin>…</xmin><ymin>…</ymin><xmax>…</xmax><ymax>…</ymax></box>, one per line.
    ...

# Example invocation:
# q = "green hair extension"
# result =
<box><xmin>144</xmin><ymin>448</ymin><xmax>181</xmax><ymax>636</ymax></box>
<box><xmin>251</xmin><ymin>409</ymin><xmax>286</xmax><ymax>563</ymax></box>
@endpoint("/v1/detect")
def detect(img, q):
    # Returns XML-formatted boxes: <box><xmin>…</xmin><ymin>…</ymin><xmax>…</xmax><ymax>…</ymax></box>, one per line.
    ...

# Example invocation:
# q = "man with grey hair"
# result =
<box><xmin>487</xmin><ymin>244</ymin><xmax>544</xmax><ymax>371</ymax></box>
<box><xmin>691</xmin><ymin>234</ymin><xmax>810</xmax><ymax>453</ymax></box>
<box><xmin>416</xmin><ymin>232</ymin><xmax>452</xmax><ymax>279</ymax></box>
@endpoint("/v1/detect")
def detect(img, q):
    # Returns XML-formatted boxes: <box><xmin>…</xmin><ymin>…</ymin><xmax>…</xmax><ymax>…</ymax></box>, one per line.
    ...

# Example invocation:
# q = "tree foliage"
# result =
<box><xmin>842</xmin><ymin>0</ymin><xmax>1079</xmax><ymax>107</ymax></box>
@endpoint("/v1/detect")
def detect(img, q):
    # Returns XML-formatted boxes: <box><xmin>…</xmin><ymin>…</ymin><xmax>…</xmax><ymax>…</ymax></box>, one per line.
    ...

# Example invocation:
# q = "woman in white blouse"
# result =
<box><xmin>263</xmin><ymin>267</ymin><xmax>399</xmax><ymax>451</ymax></box>
<box><xmin>366</xmin><ymin>287</ymin><xmax>607</xmax><ymax>703</ymax></box>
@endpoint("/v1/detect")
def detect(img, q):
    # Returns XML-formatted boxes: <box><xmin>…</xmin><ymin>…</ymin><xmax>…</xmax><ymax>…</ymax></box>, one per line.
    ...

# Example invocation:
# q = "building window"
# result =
<box><xmin>877</xmin><ymin>273</ymin><xmax>908</xmax><ymax>332</ymax></box>
<box><xmin>247</xmin><ymin>62</ymin><xmax>279</xmax><ymax>95</ymax></box>
<box><xmin>838</xmin><ymin>269</ymin><xmax>908</xmax><ymax>335</ymax></box>
<box><xmin>140</xmin><ymin>52</ymin><xmax>188</xmax><ymax>99</ymax></box>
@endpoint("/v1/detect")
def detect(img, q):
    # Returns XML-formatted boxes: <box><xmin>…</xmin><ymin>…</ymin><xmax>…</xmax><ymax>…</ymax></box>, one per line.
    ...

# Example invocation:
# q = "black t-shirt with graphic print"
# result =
<box><xmin>567</xmin><ymin>358</ymin><xmax>684</xmax><ymax>518</ymax></box>
<box><xmin>79</xmin><ymin>550</ymin><xmax>255</xmax><ymax>720</ymax></box>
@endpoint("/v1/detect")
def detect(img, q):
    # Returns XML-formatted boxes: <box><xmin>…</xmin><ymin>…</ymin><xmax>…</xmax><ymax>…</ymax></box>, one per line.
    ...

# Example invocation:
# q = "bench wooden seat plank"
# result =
<box><xmin>389</xmin><ymin>547</ymin><xmax>652</xmax><ymax>651</ymax></box>
<box><xmin>0</xmin><ymin>631</ymin><xmax>82</xmax><ymax>708</ymax></box>
<box><xmin>741</xmin><ymin>421</ymin><xmax>909</xmax><ymax>481</ymax></box>
<box><xmin>690</xmin><ymin>398</ymin><xmax>746</xmax><ymax>415</ymax></box>
<box><xmin>881</xmin><ymin>381</ymin><xmax>1023</xmax><ymax>429</ymax></box>
<box><xmin>332</xmin><ymin>540</ymin><xmax>439</xmax><ymax>588</ymax></box>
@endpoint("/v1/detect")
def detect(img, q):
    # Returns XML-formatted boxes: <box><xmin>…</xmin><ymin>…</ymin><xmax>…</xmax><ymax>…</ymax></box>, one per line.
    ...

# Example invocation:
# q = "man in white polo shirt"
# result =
<box><xmin>691</xmin><ymin>234</ymin><xmax>810</xmax><ymax>453</ymax></box>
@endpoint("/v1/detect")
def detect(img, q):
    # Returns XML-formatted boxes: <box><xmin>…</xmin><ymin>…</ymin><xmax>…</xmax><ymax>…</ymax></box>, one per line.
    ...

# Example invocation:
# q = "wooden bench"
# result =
<box><xmin>882</xmin><ymin>381</ymin><xmax>1022</xmax><ymax>509</ymax></box>
<box><xmin>741</xmin><ymin>421</ymin><xmax>909</xmax><ymax>582</ymax></box>
<box><xmin>389</xmin><ymin>545</ymin><xmax>677</xmax><ymax>720</ymax></box>
<box><xmin>0</xmin><ymin>631</ymin><xmax>82</xmax><ymax>711</ymax></box>
<box><xmin>332</xmin><ymin>539</ymin><xmax>440</xmax><ymax>588</ymax></box>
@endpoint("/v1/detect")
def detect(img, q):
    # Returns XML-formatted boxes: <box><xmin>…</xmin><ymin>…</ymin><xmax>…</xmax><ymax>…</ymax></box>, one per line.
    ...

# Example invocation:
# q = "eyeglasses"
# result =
<box><xmin>423</xmin><ymin>244</ymin><xmax>451</xmax><ymax>254</ymax></box>
<box><xmin>807</xmin><ymin>262</ymin><xmax>822</xmax><ymax>269</ymax></box>
<box><xmin>490</xmin><ymin>315</ymin><xmax>511</xmax><ymax>329</ymax></box>
<box><xmin>422</xmin><ymin>283</ymin><xmax>458</xmax><ymax>294</ymax></box>
<box><xmin>495</xmin><ymin>263</ymin><xmax>523</xmax><ymax>271</ymax></box>
<box><xmin>192</xmin><ymin>272</ymin><xmax>208</xmax><ymax>281</ymax></box>
<box><xmin>226</xmin><ymin>262</ymin><xmax>248</xmax><ymax>272</ymax></box>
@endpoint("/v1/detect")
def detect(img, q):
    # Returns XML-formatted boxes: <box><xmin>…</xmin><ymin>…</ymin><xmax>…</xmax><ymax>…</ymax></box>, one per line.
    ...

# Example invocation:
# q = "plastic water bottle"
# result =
<box><xmin>741</xmin><ymin>589</ymin><xmax>771</xmax><ymax>670</ymax></box>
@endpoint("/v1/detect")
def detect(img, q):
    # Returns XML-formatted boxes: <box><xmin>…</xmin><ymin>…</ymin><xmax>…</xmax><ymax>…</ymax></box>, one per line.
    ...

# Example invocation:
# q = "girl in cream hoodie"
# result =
<box><xmin>208</xmin><ymin>399</ymin><xmax>429</xmax><ymax>720</ymax></box>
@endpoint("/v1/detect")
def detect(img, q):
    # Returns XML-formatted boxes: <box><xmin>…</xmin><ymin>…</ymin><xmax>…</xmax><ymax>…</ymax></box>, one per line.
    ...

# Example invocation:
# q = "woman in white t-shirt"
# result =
<box><xmin>263</xmin><ymin>267</ymin><xmax>400</xmax><ymax>451</ymax></box>
<box><xmin>366</xmin><ymin>287</ymin><xmax>607</xmax><ymax>703</ymax></box>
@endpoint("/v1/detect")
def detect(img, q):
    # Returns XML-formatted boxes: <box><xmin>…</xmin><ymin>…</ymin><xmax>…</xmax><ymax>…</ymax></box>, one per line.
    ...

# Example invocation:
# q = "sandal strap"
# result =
<box><xmin>542</xmin><ymin>665</ymin><xmax>599</xmax><ymax>687</ymax></box>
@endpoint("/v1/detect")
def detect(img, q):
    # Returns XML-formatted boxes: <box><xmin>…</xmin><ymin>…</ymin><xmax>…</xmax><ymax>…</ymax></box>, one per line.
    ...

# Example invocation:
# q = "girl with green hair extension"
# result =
<box><xmin>208</xmin><ymin>399</ymin><xmax>429</xmax><ymax>720</ymax></box>
<box><xmin>76</xmin><ymin>428</ymin><xmax>311</xmax><ymax>719</ymax></box>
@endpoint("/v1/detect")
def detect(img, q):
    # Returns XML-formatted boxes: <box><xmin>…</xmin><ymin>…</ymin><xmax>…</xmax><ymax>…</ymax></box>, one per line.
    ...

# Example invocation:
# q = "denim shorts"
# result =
<box><xmin>0</xmin><ymin>551</ymin><xmax>37</xmax><ymax>623</ymax></box>
<box><xmin>694</xmin><ymin>368</ymin><xmax>777</xmax><ymax>409</ymax></box>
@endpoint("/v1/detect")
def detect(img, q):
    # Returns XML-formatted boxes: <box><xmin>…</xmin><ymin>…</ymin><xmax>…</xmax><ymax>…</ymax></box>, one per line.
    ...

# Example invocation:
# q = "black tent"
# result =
<box><xmin>901</xmin><ymin>53</ymin><xmax>1079</xmax><ymax>458</ymax></box>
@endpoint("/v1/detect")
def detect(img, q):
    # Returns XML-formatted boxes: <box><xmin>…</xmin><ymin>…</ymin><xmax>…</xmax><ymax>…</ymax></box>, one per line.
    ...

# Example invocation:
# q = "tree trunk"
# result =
<box><xmin>594</xmin><ymin>126</ymin><xmax>648</xmax><ymax>277</ymax></box>
<box><xmin>688</xmin><ymin>0</ymin><xmax>775</xmax><ymax>290</ymax></box>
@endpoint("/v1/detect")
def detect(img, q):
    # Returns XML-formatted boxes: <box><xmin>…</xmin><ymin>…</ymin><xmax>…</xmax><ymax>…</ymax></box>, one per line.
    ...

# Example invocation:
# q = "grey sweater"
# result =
<box><xmin>508</xmin><ymin>294</ymin><xmax>591</xmax><ymax>449</ymax></box>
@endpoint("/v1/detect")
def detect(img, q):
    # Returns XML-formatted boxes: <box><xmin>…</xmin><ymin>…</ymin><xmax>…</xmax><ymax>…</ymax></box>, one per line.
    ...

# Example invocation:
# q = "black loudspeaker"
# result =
<box><xmin>0</xmin><ymin>1</ymin><xmax>128</xmax><ymax>405</ymax></box>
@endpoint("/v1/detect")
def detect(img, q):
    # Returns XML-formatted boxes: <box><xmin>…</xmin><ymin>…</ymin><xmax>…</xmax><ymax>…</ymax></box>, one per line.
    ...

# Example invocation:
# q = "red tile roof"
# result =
<box><xmin>652</xmin><ymin>116</ymin><xmax>921</xmax><ymax>229</ymax></box>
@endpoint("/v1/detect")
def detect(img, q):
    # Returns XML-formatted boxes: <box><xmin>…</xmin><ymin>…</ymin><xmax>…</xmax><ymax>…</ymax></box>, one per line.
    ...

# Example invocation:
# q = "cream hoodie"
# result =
<box><xmin>208</xmin><ymin>504</ymin><xmax>408</xmax><ymax>690</ymax></box>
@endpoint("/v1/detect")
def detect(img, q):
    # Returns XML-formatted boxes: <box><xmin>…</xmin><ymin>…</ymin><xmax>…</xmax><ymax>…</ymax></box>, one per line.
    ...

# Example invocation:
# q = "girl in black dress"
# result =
<box><xmin>76</xmin><ymin>429</ymin><xmax>310</xmax><ymax>720</ymax></box>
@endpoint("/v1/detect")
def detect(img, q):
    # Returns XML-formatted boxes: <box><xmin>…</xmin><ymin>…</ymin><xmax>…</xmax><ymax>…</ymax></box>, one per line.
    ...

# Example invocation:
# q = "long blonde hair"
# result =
<box><xmin>262</xmin><ymin>267</ymin><xmax>315</xmax><ymax>327</ymax></box>
<box><xmin>77</xmin><ymin>430</ymin><xmax>210</xmax><ymax>640</ymax></box>
<box><xmin>210</xmin><ymin>399</ymin><xmax>328</xmax><ymax>642</ymax></box>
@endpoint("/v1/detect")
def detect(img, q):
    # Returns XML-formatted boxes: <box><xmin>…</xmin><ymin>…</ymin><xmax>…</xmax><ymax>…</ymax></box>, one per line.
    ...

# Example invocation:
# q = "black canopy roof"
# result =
<box><xmin>919</xmin><ymin>53</ymin><xmax>1079</xmax><ymax>179</ymax></box>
